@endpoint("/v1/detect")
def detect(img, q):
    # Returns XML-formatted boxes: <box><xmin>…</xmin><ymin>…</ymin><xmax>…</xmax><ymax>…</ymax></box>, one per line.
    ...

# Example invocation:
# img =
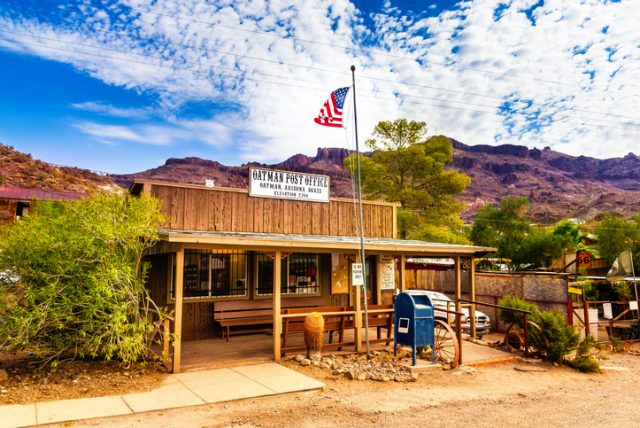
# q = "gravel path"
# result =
<box><xmin>56</xmin><ymin>349</ymin><xmax>640</xmax><ymax>428</ymax></box>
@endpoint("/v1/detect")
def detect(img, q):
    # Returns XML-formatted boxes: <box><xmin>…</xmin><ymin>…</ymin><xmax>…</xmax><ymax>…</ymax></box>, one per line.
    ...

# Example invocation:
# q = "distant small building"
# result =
<box><xmin>0</xmin><ymin>187</ymin><xmax>87</xmax><ymax>224</ymax></box>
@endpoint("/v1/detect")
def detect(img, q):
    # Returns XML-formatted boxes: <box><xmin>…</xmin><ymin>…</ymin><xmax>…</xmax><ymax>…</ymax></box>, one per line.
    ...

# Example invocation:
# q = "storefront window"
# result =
<box><xmin>172</xmin><ymin>249</ymin><xmax>247</xmax><ymax>299</ymax></box>
<box><xmin>256</xmin><ymin>253</ymin><xmax>320</xmax><ymax>296</ymax></box>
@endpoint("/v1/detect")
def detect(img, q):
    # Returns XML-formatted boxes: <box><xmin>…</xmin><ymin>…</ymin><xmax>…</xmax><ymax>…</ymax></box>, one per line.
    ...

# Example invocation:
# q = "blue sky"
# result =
<box><xmin>0</xmin><ymin>0</ymin><xmax>638</xmax><ymax>174</ymax></box>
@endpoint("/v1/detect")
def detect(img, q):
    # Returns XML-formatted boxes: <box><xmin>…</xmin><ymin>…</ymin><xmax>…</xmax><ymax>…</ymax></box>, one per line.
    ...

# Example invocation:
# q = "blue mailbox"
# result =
<box><xmin>394</xmin><ymin>290</ymin><xmax>435</xmax><ymax>365</ymax></box>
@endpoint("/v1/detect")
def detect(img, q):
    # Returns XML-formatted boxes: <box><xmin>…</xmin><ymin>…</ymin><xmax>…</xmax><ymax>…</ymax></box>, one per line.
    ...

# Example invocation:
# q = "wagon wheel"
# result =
<box><xmin>503</xmin><ymin>324</ymin><xmax>524</xmax><ymax>350</ymax></box>
<box><xmin>503</xmin><ymin>321</ymin><xmax>545</xmax><ymax>355</ymax></box>
<box><xmin>524</xmin><ymin>320</ymin><xmax>546</xmax><ymax>355</ymax></box>
<box><xmin>434</xmin><ymin>319</ymin><xmax>460</xmax><ymax>368</ymax></box>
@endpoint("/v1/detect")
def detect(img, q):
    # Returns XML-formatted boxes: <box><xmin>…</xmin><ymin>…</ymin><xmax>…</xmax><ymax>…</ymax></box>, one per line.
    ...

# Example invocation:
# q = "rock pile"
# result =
<box><xmin>289</xmin><ymin>351</ymin><xmax>420</xmax><ymax>382</ymax></box>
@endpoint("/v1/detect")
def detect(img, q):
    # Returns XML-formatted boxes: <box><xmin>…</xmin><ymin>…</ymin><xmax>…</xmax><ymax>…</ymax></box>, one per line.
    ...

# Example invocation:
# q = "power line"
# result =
<box><xmin>4</xmin><ymin>27</ymin><xmax>640</xmax><ymax>127</ymax></box>
<box><xmin>5</xmin><ymin>30</ymin><xmax>640</xmax><ymax>133</ymax></box>
<box><xmin>0</xmin><ymin>29</ymin><xmax>339</xmax><ymax>89</ymax></box>
<box><xmin>140</xmin><ymin>8</ymin><xmax>640</xmax><ymax>98</ymax></box>
<box><xmin>48</xmin><ymin>24</ymin><xmax>640</xmax><ymax>123</ymax></box>
<box><xmin>87</xmin><ymin>20</ymin><xmax>640</xmax><ymax>122</ymax></box>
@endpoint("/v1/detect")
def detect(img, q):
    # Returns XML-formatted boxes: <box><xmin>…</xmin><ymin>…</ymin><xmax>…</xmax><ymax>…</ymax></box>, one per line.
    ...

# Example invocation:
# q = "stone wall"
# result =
<box><xmin>404</xmin><ymin>268</ymin><xmax>570</xmax><ymax>332</ymax></box>
<box><xmin>474</xmin><ymin>272</ymin><xmax>570</xmax><ymax>331</ymax></box>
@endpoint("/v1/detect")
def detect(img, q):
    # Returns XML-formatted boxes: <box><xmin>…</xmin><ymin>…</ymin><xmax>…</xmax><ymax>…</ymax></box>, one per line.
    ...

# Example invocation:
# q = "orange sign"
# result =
<box><xmin>577</xmin><ymin>251</ymin><xmax>592</xmax><ymax>268</ymax></box>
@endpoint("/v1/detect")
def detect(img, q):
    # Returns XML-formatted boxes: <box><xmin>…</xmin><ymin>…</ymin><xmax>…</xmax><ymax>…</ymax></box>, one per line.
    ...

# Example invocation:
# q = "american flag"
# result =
<box><xmin>314</xmin><ymin>87</ymin><xmax>350</xmax><ymax>128</ymax></box>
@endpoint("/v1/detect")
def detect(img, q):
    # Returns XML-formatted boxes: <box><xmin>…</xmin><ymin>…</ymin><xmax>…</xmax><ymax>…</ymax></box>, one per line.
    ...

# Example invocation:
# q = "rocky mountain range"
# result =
<box><xmin>112</xmin><ymin>142</ymin><xmax>640</xmax><ymax>223</ymax></box>
<box><xmin>2</xmin><ymin>142</ymin><xmax>639</xmax><ymax>224</ymax></box>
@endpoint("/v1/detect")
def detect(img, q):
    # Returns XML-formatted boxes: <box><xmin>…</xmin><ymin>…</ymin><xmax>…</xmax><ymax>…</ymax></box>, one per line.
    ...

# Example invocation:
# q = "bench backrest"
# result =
<box><xmin>214</xmin><ymin>308</ymin><xmax>273</xmax><ymax>320</ymax></box>
<box><xmin>283</xmin><ymin>306</ymin><xmax>345</xmax><ymax>332</ymax></box>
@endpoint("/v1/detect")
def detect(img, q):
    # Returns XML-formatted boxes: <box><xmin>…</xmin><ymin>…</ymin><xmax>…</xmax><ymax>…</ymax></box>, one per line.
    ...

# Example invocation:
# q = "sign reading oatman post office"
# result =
<box><xmin>249</xmin><ymin>167</ymin><xmax>330</xmax><ymax>203</ymax></box>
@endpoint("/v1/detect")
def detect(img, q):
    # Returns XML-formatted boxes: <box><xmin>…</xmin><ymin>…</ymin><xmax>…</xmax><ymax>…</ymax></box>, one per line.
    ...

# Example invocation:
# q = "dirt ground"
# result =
<box><xmin>0</xmin><ymin>351</ymin><xmax>168</xmax><ymax>405</ymax></box>
<box><xmin>26</xmin><ymin>343</ymin><xmax>640</xmax><ymax>428</ymax></box>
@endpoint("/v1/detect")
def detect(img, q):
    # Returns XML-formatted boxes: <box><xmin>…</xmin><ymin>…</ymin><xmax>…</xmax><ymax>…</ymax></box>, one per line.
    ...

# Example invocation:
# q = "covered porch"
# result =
<box><xmin>146</xmin><ymin>230</ymin><xmax>493</xmax><ymax>373</ymax></box>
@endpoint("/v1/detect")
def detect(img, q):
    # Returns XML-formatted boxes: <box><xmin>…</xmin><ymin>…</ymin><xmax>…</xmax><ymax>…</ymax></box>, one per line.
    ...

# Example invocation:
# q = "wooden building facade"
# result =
<box><xmin>0</xmin><ymin>187</ymin><xmax>87</xmax><ymax>224</ymax></box>
<box><xmin>132</xmin><ymin>179</ymin><xmax>493</xmax><ymax>372</ymax></box>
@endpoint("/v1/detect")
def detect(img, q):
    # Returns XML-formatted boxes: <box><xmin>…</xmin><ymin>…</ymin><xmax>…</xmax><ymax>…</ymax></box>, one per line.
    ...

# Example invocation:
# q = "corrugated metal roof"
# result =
<box><xmin>0</xmin><ymin>187</ymin><xmax>87</xmax><ymax>201</ymax></box>
<box><xmin>158</xmin><ymin>229</ymin><xmax>495</xmax><ymax>256</ymax></box>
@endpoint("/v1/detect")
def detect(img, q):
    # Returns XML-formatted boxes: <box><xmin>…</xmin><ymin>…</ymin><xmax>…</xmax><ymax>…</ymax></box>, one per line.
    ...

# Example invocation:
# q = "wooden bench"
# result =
<box><xmin>344</xmin><ymin>304</ymin><xmax>394</xmax><ymax>346</ymax></box>
<box><xmin>281</xmin><ymin>306</ymin><xmax>348</xmax><ymax>355</ymax></box>
<box><xmin>214</xmin><ymin>298</ymin><xmax>325</xmax><ymax>341</ymax></box>
<box><xmin>214</xmin><ymin>306</ymin><xmax>273</xmax><ymax>342</ymax></box>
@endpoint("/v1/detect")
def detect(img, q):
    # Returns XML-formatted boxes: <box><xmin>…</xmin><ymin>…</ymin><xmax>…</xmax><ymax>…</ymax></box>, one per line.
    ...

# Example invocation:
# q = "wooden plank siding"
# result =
<box><xmin>0</xmin><ymin>199</ymin><xmax>17</xmax><ymax>224</ymax></box>
<box><xmin>149</xmin><ymin>182</ymin><xmax>396</xmax><ymax>238</ymax></box>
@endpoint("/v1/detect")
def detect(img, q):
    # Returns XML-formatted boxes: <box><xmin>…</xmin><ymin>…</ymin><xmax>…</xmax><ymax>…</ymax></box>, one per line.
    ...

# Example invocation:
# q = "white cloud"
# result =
<box><xmin>1</xmin><ymin>0</ymin><xmax>639</xmax><ymax>162</ymax></box>
<box><xmin>73</xmin><ymin>115</ymin><xmax>242</xmax><ymax>149</ymax></box>
<box><xmin>70</xmin><ymin>101</ymin><xmax>151</xmax><ymax>118</ymax></box>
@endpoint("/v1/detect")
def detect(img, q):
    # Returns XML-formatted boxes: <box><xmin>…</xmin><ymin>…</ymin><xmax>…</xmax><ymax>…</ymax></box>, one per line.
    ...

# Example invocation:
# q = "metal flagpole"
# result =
<box><xmin>630</xmin><ymin>250</ymin><xmax>638</xmax><ymax>315</ymax></box>
<box><xmin>350</xmin><ymin>64</ymin><xmax>370</xmax><ymax>355</ymax></box>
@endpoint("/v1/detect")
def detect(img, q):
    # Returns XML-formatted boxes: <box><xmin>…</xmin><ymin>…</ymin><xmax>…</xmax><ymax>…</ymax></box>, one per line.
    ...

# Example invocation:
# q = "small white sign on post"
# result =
<box><xmin>630</xmin><ymin>301</ymin><xmax>638</xmax><ymax>311</ymax></box>
<box><xmin>603</xmin><ymin>302</ymin><xmax>613</xmax><ymax>320</ymax></box>
<box><xmin>351</xmin><ymin>263</ymin><xmax>364</xmax><ymax>286</ymax></box>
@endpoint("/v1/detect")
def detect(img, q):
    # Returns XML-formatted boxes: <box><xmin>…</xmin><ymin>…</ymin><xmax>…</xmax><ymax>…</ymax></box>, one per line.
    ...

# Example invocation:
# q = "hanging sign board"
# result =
<box><xmin>351</xmin><ymin>263</ymin><xmax>364</xmax><ymax>286</ymax></box>
<box><xmin>249</xmin><ymin>167</ymin><xmax>330</xmax><ymax>203</ymax></box>
<box><xmin>379</xmin><ymin>255</ymin><xmax>395</xmax><ymax>290</ymax></box>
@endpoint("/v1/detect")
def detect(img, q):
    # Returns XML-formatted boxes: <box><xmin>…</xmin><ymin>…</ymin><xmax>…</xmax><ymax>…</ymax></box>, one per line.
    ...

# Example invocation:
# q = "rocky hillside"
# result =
<box><xmin>0</xmin><ymin>144</ymin><xmax>115</xmax><ymax>193</ymax></box>
<box><xmin>111</xmin><ymin>147</ymin><xmax>356</xmax><ymax>197</ymax></box>
<box><xmin>453</xmin><ymin>141</ymin><xmax>640</xmax><ymax>222</ymax></box>
<box><xmin>116</xmin><ymin>144</ymin><xmax>640</xmax><ymax>224</ymax></box>
<box><xmin>4</xmin><ymin>141</ymin><xmax>639</xmax><ymax>224</ymax></box>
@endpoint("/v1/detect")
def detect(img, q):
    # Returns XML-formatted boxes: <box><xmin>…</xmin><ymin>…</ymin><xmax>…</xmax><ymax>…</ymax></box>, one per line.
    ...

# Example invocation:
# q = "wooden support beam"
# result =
<box><xmin>375</xmin><ymin>256</ymin><xmax>382</xmax><ymax>305</ymax></box>
<box><xmin>400</xmin><ymin>255</ymin><xmax>406</xmax><ymax>292</ymax></box>
<box><xmin>454</xmin><ymin>255</ymin><xmax>462</xmax><ymax>366</ymax></box>
<box><xmin>354</xmin><ymin>276</ymin><xmax>363</xmax><ymax>352</ymax></box>
<box><xmin>173</xmin><ymin>245</ymin><xmax>184</xmax><ymax>373</ymax></box>
<box><xmin>392</xmin><ymin>205</ymin><xmax>398</xmax><ymax>239</ymax></box>
<box><xmin>470</xmin><ymin>256</ymin><xmax>477</xmax><ymax>338</ymax></box>
<box><xmin>273</xmin><ymin>251</ymin><xmax>282</xmax><ymax>362</ymax></box>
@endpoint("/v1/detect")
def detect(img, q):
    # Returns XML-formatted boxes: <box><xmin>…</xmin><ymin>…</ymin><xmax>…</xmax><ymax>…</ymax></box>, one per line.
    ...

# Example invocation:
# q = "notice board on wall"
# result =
<box><xmin>379</xmin><ymin>255</ymin><xmax>395</xmax><ymax>290</ymax></box>
<box><xmin>331</xmin><ymin>253</ymin><xmax>350</xmax><ymax>295</ymax></box>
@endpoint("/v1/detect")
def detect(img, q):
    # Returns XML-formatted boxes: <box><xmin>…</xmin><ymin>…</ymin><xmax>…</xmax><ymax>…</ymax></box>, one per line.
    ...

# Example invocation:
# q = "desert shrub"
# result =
<box><xmin>497</xmin><ymin>295</ymin><xmax>539</xmax><ymax>329</ymax></box>
<box><xmin>529</xmin><ymin>310</ymin><xmax>580</xmax><ymax>364</ymax></box>
<box><xmin>608</xmin><ymin>336</ymin><xmax>626</xmax><ymax>353</ymax></box>
<box><xmin>0</xmin><ymin>194</ymin><xmax>167</xmax><ymax>364</ymax></box>
<box><xmin>567</xmin><ymin>336</ymin><xmax>600</xmax><ymax>373</ymax></box>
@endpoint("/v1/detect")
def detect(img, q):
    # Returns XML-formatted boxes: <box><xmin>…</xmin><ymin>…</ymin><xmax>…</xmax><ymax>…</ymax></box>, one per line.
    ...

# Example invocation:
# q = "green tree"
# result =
<box><xmin>0</xmin><ymin>194</ymin><xmax>167</xmax><ymax>364</ymax></box>
<box><xmin>470</xmin><ymin>197</ymin><xmax>563</xmax><ymax>270</ymax></box>
<box><xmin>551</xmin><ymin>220</ymin><xmax>586</xmax><ymax>251</ymax></box>
<box><xmin>595</xmin><ymin>214</ymin><xmax>640</xmax><ymax>265</ymax></box>
<box><xmin>511</xmin><ymin>227</ymin><xmax>563</xmax><ymax>270</ymax></box>
<box><xmin>470</xmin><ymin>196</ymin><xmax>530</xmax><ymax>265</ymax></box>
<box><xmin>344</xmin><ymin>119</ymin><xmax>471</xmax><ymax>243</ymax></box>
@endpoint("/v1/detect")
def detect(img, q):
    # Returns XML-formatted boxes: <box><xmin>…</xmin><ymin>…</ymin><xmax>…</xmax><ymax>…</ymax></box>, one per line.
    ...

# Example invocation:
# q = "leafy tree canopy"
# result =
<box><xmin>344</xmin><ymin>119</ymin><xmax>471</xmax><ymax>243</ymax></box>
<box><xmin>551</xmin><ymin>220</ymin><xmax>586</xmax><ymax>251</ymax></box>
<box><xmin>0</xmin><ymin>194</ymin><xmax>167</xmax><ymax>364</ymax></box>
<box><xmin>470</xmin><ymin>196</ymin><xmax>565</xmax><ymax>271</ymax></box>
<box><xmin>594</xmin><ymin>214</ymin><xmax>640</xmax><ymax>267</ymax></box>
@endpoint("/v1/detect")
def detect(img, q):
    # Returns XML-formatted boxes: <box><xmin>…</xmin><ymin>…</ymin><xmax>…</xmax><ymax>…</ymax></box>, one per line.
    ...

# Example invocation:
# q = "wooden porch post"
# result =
<box><xmin>173</xmin><ymin>245</ymin><xmax>184</xmax><ymax>373</ymax></box>
<box><xmin>470</xmin><ymin>256</ymin><xmax>477</xmax><ymax>338</ymax></box>
<box><xmin>354</xmin><ymin>277</ymin><xmax>363</xmax><ymax>352</ymax></box>
<box><xmin>400</xmin><ymin>255</ymin><xmax>406</xmax><ymax>292</ymax></box>
<box><xmin>454</xmin><ymin>255</ymin><xmax>462</xmax><ymax>365</ymax></box>
<box><xmin>273</xmin><ymin>251</ymin><xmax>282</xmax><ymax>362</ymax></box>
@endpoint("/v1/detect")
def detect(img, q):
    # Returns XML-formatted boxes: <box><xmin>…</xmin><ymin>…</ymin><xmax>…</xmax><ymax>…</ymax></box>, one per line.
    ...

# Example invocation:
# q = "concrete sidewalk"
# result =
<box><xmin>0</xmin><ymin>363</ymin><xmax>325</xmax><ymax>428</ymax></box>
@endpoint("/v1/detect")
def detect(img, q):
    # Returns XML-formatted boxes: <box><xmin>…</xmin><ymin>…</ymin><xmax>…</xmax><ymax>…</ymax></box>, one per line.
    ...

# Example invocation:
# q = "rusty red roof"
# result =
<box><xmin>0</xmin><ymin>187</ymin><xmax>88</xmax><ymax>201</ymax></box>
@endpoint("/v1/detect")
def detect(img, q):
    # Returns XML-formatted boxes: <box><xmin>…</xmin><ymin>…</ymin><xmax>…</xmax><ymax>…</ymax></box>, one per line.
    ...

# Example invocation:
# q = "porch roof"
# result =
<box><xmin>158</xmin><ymin>229</ymin><xmax>495</xmax><ymax>257</ymax></box>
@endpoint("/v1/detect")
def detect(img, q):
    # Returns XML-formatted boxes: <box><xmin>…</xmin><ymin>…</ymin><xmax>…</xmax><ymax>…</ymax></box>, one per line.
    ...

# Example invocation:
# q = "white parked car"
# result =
<box><xmin>420</xmin><ymin>290</ymin><xmax>491</xmax><ymax>339</ymax></box>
